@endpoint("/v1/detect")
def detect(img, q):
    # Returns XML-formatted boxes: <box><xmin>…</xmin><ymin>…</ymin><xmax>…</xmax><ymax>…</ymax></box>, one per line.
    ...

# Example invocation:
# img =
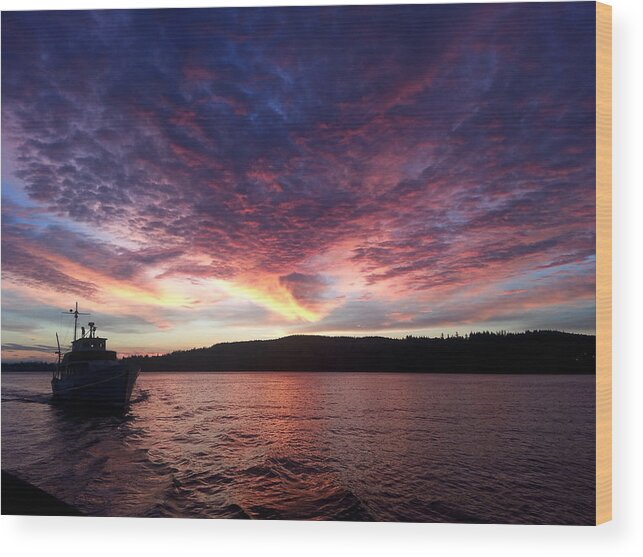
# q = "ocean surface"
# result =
<box><xmin>1</xmin><ymin>372</ymin><xmax>595</xmax><ymax>524</ymax></box>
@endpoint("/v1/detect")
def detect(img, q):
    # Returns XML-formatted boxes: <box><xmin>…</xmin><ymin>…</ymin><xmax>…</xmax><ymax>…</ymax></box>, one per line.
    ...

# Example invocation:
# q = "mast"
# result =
<box><xmin>54</xmin><ymin>332</ymin><xmax>62</xmax><ymax>379</ymax></box>
<box><xmin>55</xmin><ymin>333</ymin><xmax>61</xmax><ymax>364</ymax></box>
<box><xmin>73</xmin><ymin>302</ymin><xmax>78</xmax><ymax>341</ymax></box>
<box><xmin>63</xmin><ymin>302</ymin><xmax>89</xmax><ymax>342</ymax></box>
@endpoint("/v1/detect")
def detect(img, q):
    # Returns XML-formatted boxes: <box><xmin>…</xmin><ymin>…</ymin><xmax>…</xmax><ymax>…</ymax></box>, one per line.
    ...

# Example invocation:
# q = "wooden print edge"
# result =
<box><xmin>595</xmin><ymin>1</ymin><xmax>612</xmax><ymax>526</ymax></box>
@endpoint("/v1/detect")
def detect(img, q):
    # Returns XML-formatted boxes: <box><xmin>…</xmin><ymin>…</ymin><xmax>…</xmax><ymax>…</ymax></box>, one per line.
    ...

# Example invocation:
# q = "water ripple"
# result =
<box><xmin>2</xmin><ymin>372</ymin><xmax>595</xmax><ymax>523</ymax></box>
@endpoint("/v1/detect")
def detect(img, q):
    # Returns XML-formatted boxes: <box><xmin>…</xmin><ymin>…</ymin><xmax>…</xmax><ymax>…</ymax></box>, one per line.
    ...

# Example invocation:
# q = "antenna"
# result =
<box><xmin>62</xmin><ymin>302</ymin><xmax>90</xmax><ymax>342</ymax></box>
<box><xmin>55</xmin><ymin>333</ymin><xmax>62</xmax><ymax>377</ymax></box>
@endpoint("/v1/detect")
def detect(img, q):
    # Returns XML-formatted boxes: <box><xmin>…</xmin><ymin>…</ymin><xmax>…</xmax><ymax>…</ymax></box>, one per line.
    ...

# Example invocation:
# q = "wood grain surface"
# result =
<box><xmin>595</xmin><ymin>1</ymin><xmax>612</xmax><ymax>526</ymax></box>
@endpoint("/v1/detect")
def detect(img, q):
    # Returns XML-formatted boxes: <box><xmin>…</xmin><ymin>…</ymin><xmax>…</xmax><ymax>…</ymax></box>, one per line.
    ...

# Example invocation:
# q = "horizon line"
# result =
<box><xmin>1</xmin><ymin>328</ymin><xmax>596</xmax><ymax>364</ymax></box>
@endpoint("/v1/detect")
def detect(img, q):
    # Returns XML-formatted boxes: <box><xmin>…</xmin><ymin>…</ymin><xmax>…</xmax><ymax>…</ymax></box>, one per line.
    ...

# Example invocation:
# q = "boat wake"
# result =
<box><xmin>130</xmin><ymin>389</ymin><xmax>150</xmax><ymax>405</ymax></box>
<box><xmin>2</xmin><ymin>386</ymin><xmax>149</xmax><ymax>414</ymax></box>
<box><xmin>1</xmin><ymin>390</ymin><xmax>53</xmax><ymax>406</ymax></box>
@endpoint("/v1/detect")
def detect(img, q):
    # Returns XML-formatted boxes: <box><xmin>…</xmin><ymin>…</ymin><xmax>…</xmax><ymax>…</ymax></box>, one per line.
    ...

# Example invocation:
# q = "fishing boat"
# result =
<box><xmin>51</xmin><ymin>303</ymin><xmax>139</xmax><ymax>409</ymax></box>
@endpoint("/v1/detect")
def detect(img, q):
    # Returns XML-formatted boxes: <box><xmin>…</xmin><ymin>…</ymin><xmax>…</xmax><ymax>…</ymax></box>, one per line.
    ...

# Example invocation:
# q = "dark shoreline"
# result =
<box><xmin>3</xmin><ymin>331</ymin><xmax>596</xmax><ymax>375</ymax></box>
<box><xmin>1</xmin><ymin>470</ymin><xmax>84</xmax><ymax>516</ymax></box>
<box><xmin>124</xmin><ymin>332</ymin><xmax>596</xmax><ymax>374</ymax></box>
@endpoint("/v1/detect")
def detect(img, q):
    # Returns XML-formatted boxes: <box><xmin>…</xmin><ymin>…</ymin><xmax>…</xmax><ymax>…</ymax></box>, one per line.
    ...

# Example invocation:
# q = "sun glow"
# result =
<box><xmin>211</xmin><ymin>278</ymin><xmax>321</xmax><ymax>322</ymax></box>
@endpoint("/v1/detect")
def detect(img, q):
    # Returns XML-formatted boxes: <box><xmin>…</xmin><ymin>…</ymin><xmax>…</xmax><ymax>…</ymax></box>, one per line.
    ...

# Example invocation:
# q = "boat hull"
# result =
<box><xmin>51</xmin><ymin>364</ymin><xmax>139</xmax><ymax>409</ymax></box>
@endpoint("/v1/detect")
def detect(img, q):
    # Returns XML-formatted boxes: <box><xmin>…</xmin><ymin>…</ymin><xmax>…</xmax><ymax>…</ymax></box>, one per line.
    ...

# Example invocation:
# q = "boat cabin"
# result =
<box><xmin>62</xmin><ymin>322</ymin><xmax>117</xmax><ymax>364</ymax></box>
<box><xmin>73</xmin><ymin>337</ymin><xmax>107</xmax><ymax>351</ymax></box>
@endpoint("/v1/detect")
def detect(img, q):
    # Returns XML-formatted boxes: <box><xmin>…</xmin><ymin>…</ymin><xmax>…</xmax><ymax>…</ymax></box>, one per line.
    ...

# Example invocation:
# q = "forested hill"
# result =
<box><xmin>123</xmin><ymin>331</ymin><xmax>595</xmax><ymax>374</ymax></box>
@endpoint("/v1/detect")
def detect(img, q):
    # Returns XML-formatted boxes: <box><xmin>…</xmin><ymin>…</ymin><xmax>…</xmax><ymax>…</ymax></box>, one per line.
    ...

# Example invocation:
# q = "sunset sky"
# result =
<box><xmin>1</xmin><ymin>3</ymin><xmax>596</xmax><ymax>361</ymax></box>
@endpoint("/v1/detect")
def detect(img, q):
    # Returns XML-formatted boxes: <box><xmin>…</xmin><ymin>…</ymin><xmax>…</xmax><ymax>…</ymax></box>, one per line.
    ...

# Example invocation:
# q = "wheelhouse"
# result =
<box><xmin>55</xmin><ymin>314</ymin><xmax>118</xmax><ymax>379</ymax></box>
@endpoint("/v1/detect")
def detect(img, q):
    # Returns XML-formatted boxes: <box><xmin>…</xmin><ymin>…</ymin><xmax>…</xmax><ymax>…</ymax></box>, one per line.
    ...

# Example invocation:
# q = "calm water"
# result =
<box><xmin>1</xmin><ymin>372</ymin><xmax>595</xmax><ymax>524</ymax></box>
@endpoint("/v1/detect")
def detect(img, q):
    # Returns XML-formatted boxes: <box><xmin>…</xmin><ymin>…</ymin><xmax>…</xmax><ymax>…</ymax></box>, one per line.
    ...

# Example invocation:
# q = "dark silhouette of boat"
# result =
<box><xmin>51</xmin><ymin>303</ymin><xmax>139</xmax><ymax>409</ymax></box>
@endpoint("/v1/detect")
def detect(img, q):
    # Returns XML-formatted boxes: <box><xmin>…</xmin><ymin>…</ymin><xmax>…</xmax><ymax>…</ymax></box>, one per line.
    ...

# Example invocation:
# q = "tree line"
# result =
<box><xmin>122</xmin><ymin>330</ymin><xmax>595</xmax><ymax>374</ymax></box>
<box><xmin>2</xmin><ymin>331</ymin><xmax>595</xmax><ymax>374</ymax></box>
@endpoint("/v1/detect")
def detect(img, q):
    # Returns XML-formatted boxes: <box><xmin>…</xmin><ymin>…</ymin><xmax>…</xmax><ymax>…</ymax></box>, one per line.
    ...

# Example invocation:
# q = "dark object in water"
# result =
<box><xmin>51</xmin><ymin>303</ymin><xmax>139</xmax><ymax>410</ymax></box>
<box><xmin>1</xmin><ymin>470</ymin><xmax>84</xmax><ymax>516</ymax></box>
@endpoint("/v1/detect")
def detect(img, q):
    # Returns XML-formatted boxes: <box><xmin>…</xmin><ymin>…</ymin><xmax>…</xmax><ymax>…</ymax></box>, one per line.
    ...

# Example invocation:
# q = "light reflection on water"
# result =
<box><xmin>1</xmin><ymin>372</ymin><xmax>595</xmax><ymax>523</ymax></box>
